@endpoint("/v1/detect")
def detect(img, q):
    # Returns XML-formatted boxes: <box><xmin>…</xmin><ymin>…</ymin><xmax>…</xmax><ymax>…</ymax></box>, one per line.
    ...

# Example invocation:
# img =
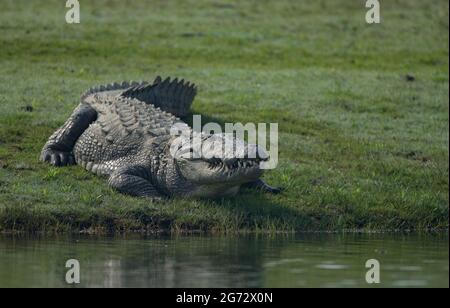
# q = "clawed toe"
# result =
<box><xmin>270</xmin><ymin>187</ymin><xmax>283</xmax><ymax>194</ymax></box>
<box><xmin>40</xmin><ymin>149</ymin><xmax>75</xmax><ymax>167</ymax></box>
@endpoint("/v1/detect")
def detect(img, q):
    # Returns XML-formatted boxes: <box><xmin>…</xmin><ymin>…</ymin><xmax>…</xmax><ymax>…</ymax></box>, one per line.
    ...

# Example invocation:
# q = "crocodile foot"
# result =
<box><xmin>40</xmin><ymin>149</ymin><xmax>75</xmax><ymax>167</ymax></box>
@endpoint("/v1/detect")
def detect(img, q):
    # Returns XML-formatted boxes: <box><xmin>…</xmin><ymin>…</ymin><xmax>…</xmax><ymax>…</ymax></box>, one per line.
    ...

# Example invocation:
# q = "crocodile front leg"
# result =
<box><xmin>40</xmin><ymin>103</ymin><xmax>97</xmax><ymax>166</ymax></box>
<box><xmin>108</xmin><ymin>165</ymin><xmax>163</xmax><ymax>200</ymax></box>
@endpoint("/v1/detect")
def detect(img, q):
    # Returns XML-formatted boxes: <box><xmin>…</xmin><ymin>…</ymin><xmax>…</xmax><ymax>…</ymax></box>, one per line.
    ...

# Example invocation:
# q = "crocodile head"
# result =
<box><xmin>171</xmin><ymin>133</ymin><xmax>268</xmax><ymax>197</ymax></box>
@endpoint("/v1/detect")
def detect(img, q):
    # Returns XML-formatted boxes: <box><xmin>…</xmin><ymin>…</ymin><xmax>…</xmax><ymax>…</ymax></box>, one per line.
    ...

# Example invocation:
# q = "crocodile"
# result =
<box><xmin>40</xmin><ymin>76</ymin><xmax>281</xmax><ymax>200</ymax></box>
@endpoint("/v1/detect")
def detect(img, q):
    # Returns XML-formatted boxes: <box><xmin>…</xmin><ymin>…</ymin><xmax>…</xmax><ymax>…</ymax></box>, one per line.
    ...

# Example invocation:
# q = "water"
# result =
<box><xmin>0</xmin><ymin>234</ymin><xmax>448</xmax><ymax>288</ymax></box>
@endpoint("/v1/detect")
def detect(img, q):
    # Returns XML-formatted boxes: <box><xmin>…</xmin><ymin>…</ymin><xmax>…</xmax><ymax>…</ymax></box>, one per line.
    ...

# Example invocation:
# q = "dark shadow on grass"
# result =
<box><xmin>206</xmin><ymin>190</ymin><xmax>309</xmax><ymax>231</ymax></box>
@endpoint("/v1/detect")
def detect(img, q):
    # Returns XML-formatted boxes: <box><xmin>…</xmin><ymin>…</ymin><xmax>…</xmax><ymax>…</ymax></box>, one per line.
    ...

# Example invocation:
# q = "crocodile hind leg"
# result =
<box><xmin>108</xmin><ymin>165</ymin><xmax>163</xmax><ymax>200</ymax></box>
<box><xmin>242</xmin><ymin>179</ymin><xmax>283</xmax><ymax>194</ymax></box>
<box><xmin>40</xmin><ymin>103</ymin><xmax>97</xmax><ymax>166</ymax></box>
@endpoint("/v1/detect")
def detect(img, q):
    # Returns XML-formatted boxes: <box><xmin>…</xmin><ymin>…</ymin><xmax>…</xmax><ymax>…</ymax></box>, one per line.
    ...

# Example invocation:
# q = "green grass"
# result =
<box><xmin>0</xmin><ymin>0</ymin><xmax>448</xmax><ymax>233</ymax></box>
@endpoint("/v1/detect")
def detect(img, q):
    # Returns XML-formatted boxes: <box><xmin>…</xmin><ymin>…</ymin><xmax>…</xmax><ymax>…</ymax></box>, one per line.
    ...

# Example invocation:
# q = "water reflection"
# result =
<box><xmin>0</xmin><ymin>234</ymin><xmax>448</xmax><ymax>288</ymax></box>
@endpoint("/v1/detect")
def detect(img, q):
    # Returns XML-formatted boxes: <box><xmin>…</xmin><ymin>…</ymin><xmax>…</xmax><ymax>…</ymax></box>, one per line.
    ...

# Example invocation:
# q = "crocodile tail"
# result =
<box><xmin>120</xmin><ymin>76</ymin><xmax>197</xmax><ymax>117</ymax></box>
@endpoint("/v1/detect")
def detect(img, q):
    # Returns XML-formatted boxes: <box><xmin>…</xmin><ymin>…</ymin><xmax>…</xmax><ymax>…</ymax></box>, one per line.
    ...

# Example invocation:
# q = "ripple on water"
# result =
<box><xmin>392</xmin><ymin>280</ymin><xmax>427</xmax><ymax>287</ymax></box>
<box><xmin>288</xmin><ymin>268</ymin><xmax>306</xmax><ymax>274</ymax></box>
<box><xmin>263</xmin><ymin>258</ymin><xmax>304</xmax><ymax>268</ymax></box>
<box><xmin>315</xmin><ymin>262</ymin><xmax>350</xmax><ymax>270</ymax></box>
<box><xmin>398</xmin><ymin>266</ymin><xmax>423</xmax><ymax>272</ymax></box>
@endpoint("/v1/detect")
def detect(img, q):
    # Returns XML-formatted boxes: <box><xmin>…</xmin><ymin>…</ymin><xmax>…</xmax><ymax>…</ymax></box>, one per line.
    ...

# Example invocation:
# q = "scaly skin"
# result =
<box><xmin>40</xmin><ymin>77</ymin><xmax>281</xmax><ymax>199</ymax></box>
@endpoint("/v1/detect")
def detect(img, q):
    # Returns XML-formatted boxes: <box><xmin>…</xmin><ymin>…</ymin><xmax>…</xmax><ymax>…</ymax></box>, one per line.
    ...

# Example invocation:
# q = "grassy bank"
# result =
<box><xmin>0</xmin><ymin>0</ymin><xmax>448</xmax><ymax>233</ymax></box>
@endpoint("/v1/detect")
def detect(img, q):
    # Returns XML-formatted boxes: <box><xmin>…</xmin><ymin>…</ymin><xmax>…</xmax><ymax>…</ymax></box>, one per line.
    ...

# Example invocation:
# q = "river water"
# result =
<box><xmin>0</xmin><ymin>233</ymin><xmax>448</xmax><ymax>288</ymax></box>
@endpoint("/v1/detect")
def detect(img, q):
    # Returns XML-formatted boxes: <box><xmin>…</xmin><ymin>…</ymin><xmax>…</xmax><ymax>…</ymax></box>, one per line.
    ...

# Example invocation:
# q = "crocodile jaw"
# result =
<box><xmin>176</xmin><ymin>157</ymin><xmax>264</xmax><ymax>186</ymax></box>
